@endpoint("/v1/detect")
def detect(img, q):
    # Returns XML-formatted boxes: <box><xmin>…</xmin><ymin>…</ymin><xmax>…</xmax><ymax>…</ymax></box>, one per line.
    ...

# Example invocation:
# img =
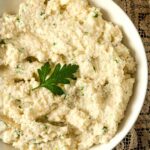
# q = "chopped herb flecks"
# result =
<box><xmin>115</xmin><ymin>59</ymin><xmax>119</xmax><ymax>63</ymax></box>
<box><xmin>103</xmin><ymin>126</ymin><xmax>108</xmax><ymax>134</ymax></box>
<box><xmin>15</xmin><ymin>65</ymin><xmax>23</xmax><ymax>73</ymax></box>
<box><xmin>16</xmin><ymin>17</ymin><xmax>20</xmax><ymax>22</ymax></box>
<box><xmin>93</xmin><ymin>65</ymin><xmax>96</xmax><ymax>71</ymax></box>
<box><xmin>18</xmin><ymin>48</ymin><xmax>24</xmax><ymax>53</ymax></box>
<box><xmin>40</xmin><ymin>12</ymin><xmax>45</xmax><ymax>16</ymax></box>
<box><xmin>80</xmin><ymin>86</ymin><xmax>84</xmax><ymax>96</ymax></box>
<box><xmin>80</xmin><ymin>86</ymin><xmax>84</xmax><ymax>91</ymax></box>
<box><xmin>93</xmin><ymin>10</ymin><xmax>99</xmax><ymax>18</ymax></box>
<box><xmin>84</xmin><ymin>32</ymin><xmax>88</xmax><ymax>34</ymax></box>
<box><xmin>0</xmin><ymin>39</ymin><xmax>6</xmax><ymax>45</ymax></box>
<box><xmin>93</xmin><ymin>12</ymin><xmax>98</xmax><ymax>17</ymax></box>
<box><xmin>14</xmin><ymin>130</ymin><xmax>22</xmax><ymax>138</ymax></box>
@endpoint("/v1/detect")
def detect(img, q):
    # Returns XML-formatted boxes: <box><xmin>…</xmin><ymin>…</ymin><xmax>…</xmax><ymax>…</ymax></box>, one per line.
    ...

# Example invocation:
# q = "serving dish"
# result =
<box><xmin>0</xmin><ymin>0</ymin><xmax>148</xmax><ymax>150</ymax></box>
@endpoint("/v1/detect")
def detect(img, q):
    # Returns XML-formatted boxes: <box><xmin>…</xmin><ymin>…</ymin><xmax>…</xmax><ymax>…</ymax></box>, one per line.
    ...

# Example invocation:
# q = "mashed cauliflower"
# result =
<box><xmin>0</xmin><ymin>0</ymin><xmax>136</xmax><ymax>149</ymax></box>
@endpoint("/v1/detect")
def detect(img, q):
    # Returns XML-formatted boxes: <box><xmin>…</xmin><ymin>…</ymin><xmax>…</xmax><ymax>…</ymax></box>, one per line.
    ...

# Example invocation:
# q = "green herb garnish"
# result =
<box><xmin>80</xmin><ymin>86</ymin><xmax>84</xmax><ymax>91</ymax></box>
<box><xmin>84</xmin><ymin>31</ymin><xmax>88</xmax><ymax>34</ymax></box>
<box><xmin>26</xmin><ymin>56</ymin><xmax>38</xmax><ymax>63</ymax></box>
<box><xmin>16</xmin><ymin>17</ymin><xmax>20</xmax><ymax>22</ymax></box>
<box><xmin>53</xmin><ymin>42</ymin><xmax>56</xmax><ymax>46</ymax></box>
<box><xmin>115</xmin><ymin>59</ymin><xmax>119</xmax><ymax>63</ymax></box>
<box><xmin>93</xmin><ymin>65</ymin><xmax>96</xmax><ymax>71</ymax></box>
<box><xmin>40</xmin><ymin>12</ymin><xmax>45</xmax><ymax>16</ymax></box>
<box><xmin>18</xmin><ymin>48</ymin><xmax>24</xmax><ymax>53</ymax></box>
<box><xmin>44</xmin><ymin>124</ymin><xmax>48</xmax><ymax>130</ymax></box>
<box><xmin>33</xmin><ymin>62</ymin><xmax>79</xmax><ymax>95</ymax></box>
<box><xmin>15</xmin><ymin>65</ymin><xmax>23</xmax><ymax>73</ymax></box>
<box><xmin>80</xmin><ymin>86</ymin><xmax>84</xmax><ymax>96</ymax></box>
<box><xmin>14</xmin><ymin>130</ymin><xmax>22</xmax><ymax>138</ymax></box>
<box><xmin>93</xmin><ymin>11</ymin><xmax>99</xmax><ymax>18</ymax></box>
<box><xmin>103</xmin><ymin>126</ymin><xmax>108</xmax><ymax>134</ymax></box>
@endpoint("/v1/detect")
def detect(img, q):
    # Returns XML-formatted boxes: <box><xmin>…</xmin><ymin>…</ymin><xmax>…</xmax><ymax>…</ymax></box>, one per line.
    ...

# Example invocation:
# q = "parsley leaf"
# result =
<box><xmin>33</xmin><ymin>62</ymin><xmax>79</xmax><ymax>95</ymax></box>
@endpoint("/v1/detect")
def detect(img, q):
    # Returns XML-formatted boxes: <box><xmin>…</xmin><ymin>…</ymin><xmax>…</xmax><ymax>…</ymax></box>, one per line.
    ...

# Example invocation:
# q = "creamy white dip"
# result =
<box><xmin>0</xmin><ymin>0</ymin><xmax>136</xmax><ymax>149</ymax></box>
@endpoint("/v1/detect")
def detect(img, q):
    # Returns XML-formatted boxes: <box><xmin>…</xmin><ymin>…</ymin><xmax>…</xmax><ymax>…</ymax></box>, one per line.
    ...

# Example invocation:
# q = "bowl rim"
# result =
<box><xmin>90</xmin><ymin>0</ymin><xmax>148</xmax><ymax>149</ymax></box>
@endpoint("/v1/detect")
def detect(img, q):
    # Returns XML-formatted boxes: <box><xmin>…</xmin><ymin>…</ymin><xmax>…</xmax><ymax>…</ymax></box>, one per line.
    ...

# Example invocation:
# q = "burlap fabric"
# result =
<box><xmin>113</xmin><ymin>0</ymin><xmax>150</xmax><ymax>150</ymax></box>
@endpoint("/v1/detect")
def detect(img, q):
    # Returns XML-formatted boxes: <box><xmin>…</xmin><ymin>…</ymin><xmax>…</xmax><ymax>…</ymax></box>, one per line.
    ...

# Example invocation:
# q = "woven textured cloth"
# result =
<box><xmin>113</xmin><ymin>0</ymin><xmax>150</xmax><ymax>150</ymax></box>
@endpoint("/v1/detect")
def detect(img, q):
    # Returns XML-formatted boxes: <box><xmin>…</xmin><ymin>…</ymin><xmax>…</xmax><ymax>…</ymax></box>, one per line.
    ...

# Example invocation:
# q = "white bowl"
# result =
<box><xmin>0</xmin><ymin>0</ymin><xmax>148</xmax><ymax>150</ymax></box>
